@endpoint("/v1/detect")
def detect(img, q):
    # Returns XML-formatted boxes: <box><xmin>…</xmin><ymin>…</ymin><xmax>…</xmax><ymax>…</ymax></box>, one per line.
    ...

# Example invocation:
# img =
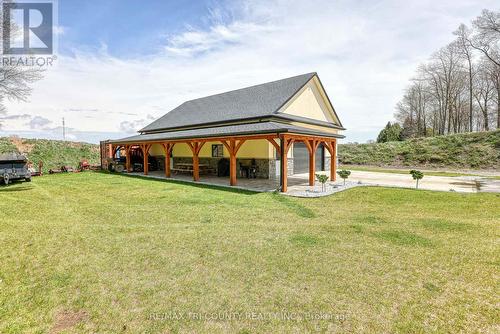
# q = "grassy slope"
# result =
<box><xmin>0</xmin><ymin>137</ymin><xmax>99</xmax><ymax>172</ymax></box>
<box><xmin>0</xmin><ymin>173</ymin><xmax>498</xmax><ymax>333</ymax></box>
<box><xmin>339</xmin><ymin>130</ymin><xmax>500</xmax><ymax>169</ymax></box>
<box><xmin>0</xmin><ymin>137</ymin><xmax>17</xmax><ymax>153</ymax></box>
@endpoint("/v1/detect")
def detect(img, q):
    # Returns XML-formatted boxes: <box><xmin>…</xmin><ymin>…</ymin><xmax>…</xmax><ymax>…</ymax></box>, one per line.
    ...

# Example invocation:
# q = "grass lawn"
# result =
<box><xmin>0</xmin><ymin>172</ymin><xmax>498</xmax><ymax>333</ymax></box>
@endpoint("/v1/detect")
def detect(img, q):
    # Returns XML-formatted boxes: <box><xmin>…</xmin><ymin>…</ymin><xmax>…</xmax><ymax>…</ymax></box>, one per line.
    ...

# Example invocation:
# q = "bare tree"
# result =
<box><xmin>473</xmin><ymin>59</ymin><xmax>495</xmax><ymax>131</ymax></box>
<box><xmin>485</xmin><ymin>59</ymin><xmax>500</xmax><ymax>128</ymax></box>
<box><xmin>469</xmin><ymin>9</ymin><xmax>500</xmax><ymax>67</ymax></box>
<box><xmin>393</xmin><ymin>9</ymin><xmax>500</xmax><ymax>138</ymax></box>
<box><xmin>0</xmin><ymin>5</ymin><xmax>44</xmax><ymax>128</ymax></box>
<box><xmin>454</xmin><ymin>24</ymin><xmax>476</xmax><ymax>131</ymax></box>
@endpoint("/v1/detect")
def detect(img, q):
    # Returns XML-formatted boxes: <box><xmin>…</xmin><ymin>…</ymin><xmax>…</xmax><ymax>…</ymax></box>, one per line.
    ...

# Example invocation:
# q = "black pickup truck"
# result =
<box><xmin>0</xmin><ymin>153</ymin><xmax>31</xmax><ymax>185</ymax></box>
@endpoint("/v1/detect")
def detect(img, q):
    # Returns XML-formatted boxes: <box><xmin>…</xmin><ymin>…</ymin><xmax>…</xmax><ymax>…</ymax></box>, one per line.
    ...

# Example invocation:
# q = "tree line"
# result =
<box><xmin>391</xmin><ymin>9</ymin><xmax>500</xmax><ymax>141</ymax></box>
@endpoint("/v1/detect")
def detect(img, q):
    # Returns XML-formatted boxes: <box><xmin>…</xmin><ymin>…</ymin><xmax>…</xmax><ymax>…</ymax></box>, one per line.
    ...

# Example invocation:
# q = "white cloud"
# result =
<box><xmin>2</xmin><ymin>0</ymin><xmax>497</xmax><ymax>143</ymax></box>
<box><xmin>27</xmin><ymin>116</ymin><xmax>52</xmax><ymax>129</ymax></box>
<box><xmin>119</xmin><ymin>114</ymin><xmax>156</xmax><ymax>133</ymax></box>
<box><xmin>53</xmin><ymin>25</ymin><xmax>65</xmax><ymax>36</ymax></box>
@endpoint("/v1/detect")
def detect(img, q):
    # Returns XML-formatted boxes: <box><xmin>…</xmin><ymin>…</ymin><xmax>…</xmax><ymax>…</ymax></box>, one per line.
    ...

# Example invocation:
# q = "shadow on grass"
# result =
<box><xmin>289</xmin><ymin>234</ymin><xmax>319</xmax><ymax>246</ymax></box>
<box><xmin>373</xmin><ymin>229</ymin><xmax>434</xmax><ymax>247</ymax></box>
<box><xmin>98</xmin><ymin>171</ymin><xmax>260</xmax><ymax>196</ymax></box>
<box><xmin>271</xmin><ymin>192</ymin><xmax>316</xmax><ymax>218</ymax></box>
<box><xmin>418</xmin><ymin>218</ymin><xmax>473</xmax><ymax>232</ymax></box>
<box><xmin>0</xmin><ymin>185</ymin><xmax>34</xmax><ymax>192</ymax></box>
<box><xmin>354</xmin><ymin>215</ymin><xmax>390</xmax><ymax>224</ymax></box>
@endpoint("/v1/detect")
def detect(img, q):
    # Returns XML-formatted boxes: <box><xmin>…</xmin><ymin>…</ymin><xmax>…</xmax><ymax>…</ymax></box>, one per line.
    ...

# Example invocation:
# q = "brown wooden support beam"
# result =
<box><xmin>229</xmin><ymin>143</ymin><xmax>237</xmax><ymax>186</ymax></box>
<box><xmin>162</xmin><ymin>143</ymin><xmax>173</xmax><ymax>178</ymax></box>
<box><xmin>220</xmin><ymin>139</ymin><xmax>246</xmax><ymax>186</ymax></box>
<box><xmin>108</xmin><ymin>144</ymin><xmax>114</xmax><ymax>158</ymax></box>
<box><xmin>331</xmin><ymin>139</ymin><xmax>337</xmax><ymax>181</ymax></box>
<box><xmin>125</xmin><ymin>145</ymin><xmax>131</xmax><ymax>172</ymax></box>
<box><xmin>322</xmin><ymin>140</ymin><xmax>337</xmax><ymax>181</ymax></box>
<box><xmin>280</xmin><ymin>135</ymin><xmax>294</xmax><ymax>192</ymax></box>
<box><xmin>187</xmin><ymin>141</ymin><xmax>205</xmax><ymax>181</ymax></box>
<box><xmin>306</xmin><ymin>139</ymin><xmax>318</xmax><ymax>186</ymax></box>
<box><xmin>142</xmin><ymin>144</ymin><xmax>152</xmax><ymax>175</ymax></box>
<box><xmin>266</xmin><ymin>137</ymin><xmax>281</xmax><ymax>156</ymax></box>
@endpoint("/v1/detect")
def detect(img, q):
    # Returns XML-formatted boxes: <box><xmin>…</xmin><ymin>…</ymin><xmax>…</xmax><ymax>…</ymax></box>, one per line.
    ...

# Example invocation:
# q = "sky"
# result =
<box><xmin>0</xmin><ymin>0</ymin><xmax>497</xmax><ymax>143</ymax></box>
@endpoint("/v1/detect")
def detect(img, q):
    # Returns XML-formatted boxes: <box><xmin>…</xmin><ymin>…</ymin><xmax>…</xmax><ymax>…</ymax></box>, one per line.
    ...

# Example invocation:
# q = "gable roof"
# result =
<box><xmin>112</xmin><ymin>121</ymin><xmax>343</xmax><ymax>144</ymax></box>
<box><xmin>141</xmin><ymin>72</ymin><xmax>337</xmax><ymax>133</ymax></box>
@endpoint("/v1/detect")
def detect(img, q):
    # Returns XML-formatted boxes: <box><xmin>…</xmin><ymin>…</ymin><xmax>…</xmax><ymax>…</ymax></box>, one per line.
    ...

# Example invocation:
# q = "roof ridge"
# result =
<box><xmin>139</xmin><ymin>72</ymin><xmax>322</xmax><ymax>133</ymax></box>
<box><xmin>181</xmin><ymin>72</ymin><xmax>316</xmax><ymax>105</ymax></box>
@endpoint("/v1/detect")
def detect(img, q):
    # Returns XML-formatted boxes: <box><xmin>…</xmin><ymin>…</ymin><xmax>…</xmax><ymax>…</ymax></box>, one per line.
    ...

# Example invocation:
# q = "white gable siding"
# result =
<box><xmin>279</xmin><ymin>77</ymin><xmax>339</xmax><ymax>124</ymax></box>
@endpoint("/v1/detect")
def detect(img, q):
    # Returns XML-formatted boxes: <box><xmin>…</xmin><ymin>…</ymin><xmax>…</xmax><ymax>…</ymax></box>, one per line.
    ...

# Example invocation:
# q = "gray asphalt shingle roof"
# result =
<box><xmin>140</xmin><ymin>72</ymin><xmax>317</xmax><ymax>132</ymax></box>
<box><xmin>111</xmin><ymin>121</ymin><xmax>343</xmax><ymax>144</ymax></box>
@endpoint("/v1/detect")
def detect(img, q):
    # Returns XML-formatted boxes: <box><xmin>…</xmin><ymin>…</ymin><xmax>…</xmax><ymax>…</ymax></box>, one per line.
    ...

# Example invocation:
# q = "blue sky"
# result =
<box><xmin>1</xmin><ymin>0</ymin><xmax>498</xmax><ymax>143</ymax></box>
<box><xmin>58</xmin><ymin>0</ymin><xmax>211</xmax><ymax>57</ymax></box>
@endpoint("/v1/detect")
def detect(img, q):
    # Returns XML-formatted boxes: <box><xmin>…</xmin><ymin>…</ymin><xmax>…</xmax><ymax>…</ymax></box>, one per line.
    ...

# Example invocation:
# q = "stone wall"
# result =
<box><xmin>287</xmin><ymin>158</ymin><xmax>294</xmax><ymax>176</ymax></box>
<box><xmin>324</xmin><ymin>156</ymin><xmax>331</xmax><ymax>172</ymax></box>
<box><xmin>268</xmin><ymin>158</ymin><xmax>294</xmax><ymax>178</ymax></box>
<box><xmin>268</xmin><ymin>159</ymin><xmax>277</xmax><ymax>180</ymax></box>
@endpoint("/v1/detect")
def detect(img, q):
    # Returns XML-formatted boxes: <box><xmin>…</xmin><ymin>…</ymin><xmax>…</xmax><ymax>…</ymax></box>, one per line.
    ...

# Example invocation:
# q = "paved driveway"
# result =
<box><xmin>332</xmin><ymin>170</ymin><xmax>500</xmax><ymax>193</ymax></box>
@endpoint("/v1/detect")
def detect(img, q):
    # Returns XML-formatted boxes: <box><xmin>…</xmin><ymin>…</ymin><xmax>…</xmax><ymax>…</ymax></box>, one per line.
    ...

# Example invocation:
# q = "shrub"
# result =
<box><xmin>410</xmin><ymin>170</ymin><xmax>424</xmax><ymax>189</ymax></box>
<box><xmin>315</xmin><ymin>174</ymin><xmax>329</xmax><ymax>192</ymax></box>
<box><xmin>337</xmin><ymin>169</ymin><xmax>351</xmax><ymax>186</ymax></box>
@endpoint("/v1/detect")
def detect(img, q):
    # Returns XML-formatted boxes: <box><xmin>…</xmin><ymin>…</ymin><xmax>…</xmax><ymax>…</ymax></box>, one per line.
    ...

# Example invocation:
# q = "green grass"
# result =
<box><xmin>0</xmin><ymin>173</ymin><xmax>498</xmax><ymax>333</ymax></box>
<box><xmin>0</xmin><ymin>137</ymin><xmax>99</xmax><ymax>172</ymax></box>
<box><xmin>339</xmin><ymin>130</ymin><xmax>500</xmax><ymax>169</ymax></box>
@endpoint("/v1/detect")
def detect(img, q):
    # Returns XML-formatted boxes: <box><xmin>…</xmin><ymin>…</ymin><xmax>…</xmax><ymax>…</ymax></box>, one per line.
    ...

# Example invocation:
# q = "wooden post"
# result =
<box><xmin>142</xmin><ymin>144</ymin><xmax>151</xmax><ymax>175</ymax></box>
<box><xmin>221</xmin><ymin>139</ymin><xmax>238</xmax><ymax>186</ymax></box>
<box><xmin>193</xmin><ymin>153</ymin><xmax>199</xmax><ymax>181</ymax></box>
<box><xmin>309</xmin><ymin>140</ymin><xmax>321</xmax><ymax>186</ymax></box>
<box><xmin>162</xmin><ymin>143</ymin><xmax>172</xmax><ymax>178</ymax></box>
<box><xmin>165</xmin><ymin>148</ymin><xmax>171</xmax><ymax>178</ymax></box>
<box><xmin>108</xmin><ymin>144</ymin><xmax>113</xmax><ymax>158</ymax></box>
<box><xmin>280</xmin><ymin>136</ymin><xmax>293</xmax><ymax>192</ymax></box>
<box><xmin>187</xmin><ymin>141</ymin><xmax>205</xmax><ymax>181</ymax></box>
<box><xmin>303</xmin><ymin>139</ymin><xmax>316</xmax><ymax>186</ymax></box>
<box><xmin>322</xmin><ymin>140</ymin><xmax>337</xmax><ymax>182</ymax></box>
<box><xmin>143</xmin><ymin>145</ymin><xmax>148</xmax><ymax>175</ymax></box>
<box><xmin>309</xmin><ymin>151</ymin><xmax>315</xmax><ymax>186</ymax></box>
<box><xmin>221</xmin><ymin>139</ymin><xmax>246</xmax><ymax>186</ymax></box>
<box><xmin>229</xmin><ymin>140</ymin><xmax>237</xmax><ymax>186</ymax></box>
<box><xmin>125</xmin><ymin>145</ymin><xmax>131</xmax><ymax>172</ymax></box>
<box><xmin>331</xmin><ymin>139</ymin><xmax>337</xmax><ymax>181</ymax></box>
<box><xmin>281</xmin><ymin>138</ymin><xmax>288</xmax><ymax>192</ymax></box>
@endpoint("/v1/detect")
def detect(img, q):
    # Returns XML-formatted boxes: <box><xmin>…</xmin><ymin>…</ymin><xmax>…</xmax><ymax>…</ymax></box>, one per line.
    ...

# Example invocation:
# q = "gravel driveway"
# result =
<box><xmin>286</xmin><ymin>170</ymin><xmax>500</xmax><ymax>197</ymax></box>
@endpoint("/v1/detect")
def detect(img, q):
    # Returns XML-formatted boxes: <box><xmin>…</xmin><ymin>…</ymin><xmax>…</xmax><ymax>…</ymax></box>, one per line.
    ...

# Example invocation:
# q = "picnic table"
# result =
<box><xmin>171</xmin><ymin>163</ymin><xmax>214</xmax><ymax>175</ymax></box>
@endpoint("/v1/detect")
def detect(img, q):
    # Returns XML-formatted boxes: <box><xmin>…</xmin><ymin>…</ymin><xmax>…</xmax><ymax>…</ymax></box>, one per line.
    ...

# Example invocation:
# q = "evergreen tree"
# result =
<box><xmin>376</xmin><ymin>122</ymin><xmax>403</xmax><ymax>143</ymax></box>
